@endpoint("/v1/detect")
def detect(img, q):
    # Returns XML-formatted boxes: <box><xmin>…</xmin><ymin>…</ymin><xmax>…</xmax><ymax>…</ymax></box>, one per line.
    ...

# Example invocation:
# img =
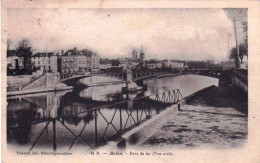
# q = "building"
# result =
<box><xmin>31</xmin><ymin>52</ymin><xmax>58</xmax><ymax>73</ymax></box>
<box><xmin>110</xmin><ymin>59</ymin><xmax>121</xmax><ymax>68</ymax></box>
<box><xmin>161</xmin><ymin>60</ymin><xmax>168</xmax><ymax>68</ymax></box>
<box><xmin>7</xmin><ymin>49</ymin><xmax>30</xmax><ymax>76</ymax></box>
<box><xmin>100</xmin><ymin>59</ymin><xmax>112</xmax><ymax>70</ymax></box>
<box><xmin>145</xmin><ymin>59</ymin><xmax>184</xmax><ymax>70</ymax></box>
<box><xmin>7</xmin><ymin>54</ymin><xmax>24</xmax><ymax>70</ymax></box>
<box><xmin>168</xmin><ymin>60</ymin><xmax>184</xmax><ymax>69</ymax></box>
<box><xmin>61</xmin><ymin>49</ymin><xmax>87</xmax><ymax>74</ymax></box>
<box><xmin>145</xmin><ymin>60</ymin><xmax>158</xmax><ymax>69</ymax></box>
<box><xmin>119</xmin><ymin>57</ymin><xmax>140</xmax><ymax>69</ymax></box>
<box><xmin>61</xmin><ymin>48</ymin><xmax>100</xmax><ymax>74</ymax></box>
<box><xmin>90</xmin><ymin>53</ymin><xmax>100</xmax><ymax>73</ymax></box>
<box><xmin>7</xmin><ymin>48</ymin><xmax>32</xmax><ymax>74</ymax></box>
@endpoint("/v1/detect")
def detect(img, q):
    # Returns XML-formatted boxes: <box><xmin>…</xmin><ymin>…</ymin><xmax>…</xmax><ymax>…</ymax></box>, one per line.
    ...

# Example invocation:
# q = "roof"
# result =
<box><xmin>100</xmin><ymin>59</ymin><xmax>111</xmax><ymax>64</ymax></box>
<box><xmin>146</xmin><ymin>59</ymin><xmax>159</xmax><ymax>64</ymax></box>
<box><xmin>33</xmin><ymin>52</ymin><xmax>55</xmax><ymax>57</ymax></box>
<box><xmin>63</xmin><ymin>49</ymin><xmax>79</xmax><ymax>56</ymax></box>
<box><xmin>119</xmin><ymin>57</ymin><xmax>140</xmax><ymax>63</ymax></box>
<box><xmin>170</xmin><ymin>60</ymin><xmax>184</xmax><ymax>63</ymax></box>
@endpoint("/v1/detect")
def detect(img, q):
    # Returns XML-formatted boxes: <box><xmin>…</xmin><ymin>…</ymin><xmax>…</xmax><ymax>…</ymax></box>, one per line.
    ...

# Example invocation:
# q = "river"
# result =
<box><xmin>7</xmin><ymin>74</ymin><xmax>218</xmax><ymax>152</ymax></box>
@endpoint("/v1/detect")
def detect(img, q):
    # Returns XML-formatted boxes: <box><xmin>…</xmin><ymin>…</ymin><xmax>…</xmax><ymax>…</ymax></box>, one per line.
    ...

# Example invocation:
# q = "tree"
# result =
<box><xmin>239</xmin><ymin>43</ymin><xmax>247</xmax><ymax>64</ymax></box>
<box><xmin>18</xmin><ymin>38</ymin><xmax>31</xmax><ymax>49</ymax></box>
<box><xmin>230</xmin><ymin>47</ymin><xmax>239</xmax><ymax>68</ymax></box>
<box><xmin>242</xmin><ymin>22</ymin><xmax>248</xmax><ymax>59</ymax></box>
<box><xmin>17</xmin><ymin>38</ymin><xmax>33</xmax><ymax>74</ymax></box>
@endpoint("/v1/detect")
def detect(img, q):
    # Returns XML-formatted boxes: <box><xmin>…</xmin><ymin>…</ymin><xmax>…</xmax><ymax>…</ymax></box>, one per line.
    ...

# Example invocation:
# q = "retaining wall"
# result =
<box><xmin>232</xmin><ymin>69</ymin><xmax>248</xmax><ymax>93</ymax></box>
<box><xmin>22</xmin><ymin>73</ymin><xmax>60</xmax><ymax>90</ymax></box>
<box><xmin>7</xmin><ymin>75</ymin><xmax>41</xmax><ymax>91</ymax></box>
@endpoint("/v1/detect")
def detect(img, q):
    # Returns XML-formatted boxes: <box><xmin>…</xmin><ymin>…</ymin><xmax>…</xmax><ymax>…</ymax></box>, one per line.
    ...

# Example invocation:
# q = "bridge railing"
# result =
<box><xmin>7</xmin><ymin>89</ymin><xmax>183</xmax><ymax>152</ymax></box>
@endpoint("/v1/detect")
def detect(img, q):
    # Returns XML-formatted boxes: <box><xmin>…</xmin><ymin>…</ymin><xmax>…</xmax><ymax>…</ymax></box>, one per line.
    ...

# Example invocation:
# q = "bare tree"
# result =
<box><xmin>230</xmin><ymin>47</ymin><xmax>239</xmax><ymax>68</ymax></box>
<box><xmin>239</xmin><ymin>43</ymin><xmax>247</xmax><ymax>64</ymax></box>
<box><xmin>242</xmin><ymin>22</ymin><xmax>248</xmax><ymax>59</ymax></box>
<box><xmin>18</xmin><ymin>38</ymin><xmax>31</xmax><ymax>49</ymax></box>
<box><xmin>17</xmin><ymin>38</ymin><xmax>33</xmax><ymax>73</ymax></box>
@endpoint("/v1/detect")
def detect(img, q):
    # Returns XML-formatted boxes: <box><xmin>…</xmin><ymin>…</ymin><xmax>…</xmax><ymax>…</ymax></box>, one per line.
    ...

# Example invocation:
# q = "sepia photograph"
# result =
<box><xmin>2</xmin><ymin>1</ymin><xmax>259</xmax><ymax>162</ymax></box>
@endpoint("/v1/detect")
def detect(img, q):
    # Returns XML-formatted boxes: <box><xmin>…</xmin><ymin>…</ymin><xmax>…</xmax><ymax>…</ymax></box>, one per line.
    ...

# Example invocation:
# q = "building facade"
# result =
<box><xmin>7</xmin><ymin>56</ymin><xmax>24</xmax><ymax>70</ymax></box>
<box><xmin>146</xmin><ymin>61</ymin><xmax>158</xmax><ymax>69</ymax></box>
<box><xmin>168</xmin><ymin>61</ymin><xmax>184</xmax><ymax>69</ymax></box>
<box><xmin>61</xmin><ymin>54</ymin><xmax>87</xmax><ymax>74</ymax></box>
<box><xmin>90</xmin><ymin>53</ymin><xmax>100</xmax><ymax>73</ymax></box>
<box><xmin>145</xmin><ymin>60</ymin><xmax>184</xmax><ymax>70</ymax></box>
<box><xmin>31</xmin><ymin>52</ymin><xmax>58</xmax><ymax>73</ymax></box>
<box><xmin>100</xmin><ymin>59</ymin><xmax>112</xmax><ymax>70</ymax></box>
<box><xmin>119</xmin><ymin>57</ymin><xmax>139</xmax><ymax>69</ymax></box>
<box><xmin>61</xmin><ymin>48</ymin><xmax>100</xmax><ymax>74</ymax></box>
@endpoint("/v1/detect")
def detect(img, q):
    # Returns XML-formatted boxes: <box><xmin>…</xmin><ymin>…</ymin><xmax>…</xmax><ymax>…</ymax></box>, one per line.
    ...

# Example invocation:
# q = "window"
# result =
<box><xmin>38</xmin><ymin>61</ymin><xmax>40</xmax><ymax>64</ymax></box>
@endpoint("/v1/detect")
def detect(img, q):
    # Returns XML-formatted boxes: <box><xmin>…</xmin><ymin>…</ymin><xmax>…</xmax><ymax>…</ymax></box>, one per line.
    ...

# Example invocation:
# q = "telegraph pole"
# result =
<box><xmin>233</xmin><ymin>17</ymin><xmax>241</xmax><ymax>68</ymax></box>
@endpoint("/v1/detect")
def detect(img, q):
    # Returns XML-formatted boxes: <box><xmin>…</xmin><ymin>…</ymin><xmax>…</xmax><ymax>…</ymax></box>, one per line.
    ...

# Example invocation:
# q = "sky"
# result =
<box><xmin>7</xmin><ymin>8</ymin><xmax>247</xmax><ymax>61</ymax></box>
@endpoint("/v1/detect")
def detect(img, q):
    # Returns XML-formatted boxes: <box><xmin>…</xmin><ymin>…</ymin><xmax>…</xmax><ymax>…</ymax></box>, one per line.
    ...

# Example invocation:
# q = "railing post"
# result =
<box><xmin>136</xmin><ymin>107</ymin><xmax>139</xmax><ymax>124</ymax></box>
<box><xmin>52</xmin><ymin>120</ymin><xmax>56</xmax><ymax>151</ymax></box>
<box><xmin>147</xmin><ymin>106</ymin><xmax>152</xmax><ymax>119</ymax></box>
<box><xmin>178</xmin><ymin>104</ymin><xmax>181</xmax><ymax>111</ymax></box>
<box><xmin>119</xmin><ymin>107</ymin><xmax>123</xmax><ymax>133</ymax></box>
<box><xmin>95</xmin><ymin>110</ymin><xmax>98</xmax><ymax>146</ymax></box>
<box><xmin>173</xmin><ymin>90</ymin><xmax>176</xmax><ymax>103</ymax></box>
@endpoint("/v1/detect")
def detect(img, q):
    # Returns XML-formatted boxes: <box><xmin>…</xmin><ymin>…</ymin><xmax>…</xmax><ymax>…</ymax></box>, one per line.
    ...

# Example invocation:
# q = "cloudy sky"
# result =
<box><xmin>7</xmin><ymin>8</ymin><xmax>247</xmax><ymax>61</ymax></box>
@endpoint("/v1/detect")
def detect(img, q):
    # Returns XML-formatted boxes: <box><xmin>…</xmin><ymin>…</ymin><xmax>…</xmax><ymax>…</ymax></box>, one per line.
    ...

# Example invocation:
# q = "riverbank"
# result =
<box><xmin>7</xmin><ymin>85</ymin><xmax>73</xmax><ymax>96</ymax></box>
<box><xmin>141</xmin><ymin>85</ymin><xmax>248</xmax><ymax>149</ymax></box>
<box><xmin>186</xmin><ymin>85</ymin><xmax>248</xmax><ymax>115</ymax></box>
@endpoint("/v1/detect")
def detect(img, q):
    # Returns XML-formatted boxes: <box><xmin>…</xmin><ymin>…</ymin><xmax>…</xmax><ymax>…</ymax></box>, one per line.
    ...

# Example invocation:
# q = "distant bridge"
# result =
<box><xmin>59</xmin><ymin>72</ymin><xmax>167</xmax><ymax>86</ymax></box>
<box><xmin>182</xmin><ymin>69</ymin><xmax>232</xmax><ymax>86</ymax></box>
<box><xmin>59</xmin><ymin>69</ymin><xmax>233</xmax><ymax>87</ymax></box>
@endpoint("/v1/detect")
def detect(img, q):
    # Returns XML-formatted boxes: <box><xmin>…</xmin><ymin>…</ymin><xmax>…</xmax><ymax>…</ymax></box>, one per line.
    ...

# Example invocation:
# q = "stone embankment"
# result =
<box><xmin>142</xmin><ymin>86</ymin><xmax>248</xmax><ymax>149</ymax></box>
<box><xmin>7</xmin><ymin>74</ymin><xmax>42</xmax><ymax>91</ymax></box>
<box><xmin>7</xmin><ymin>73</ymin><xmax>73</xmax><ymax>96</ymax></box>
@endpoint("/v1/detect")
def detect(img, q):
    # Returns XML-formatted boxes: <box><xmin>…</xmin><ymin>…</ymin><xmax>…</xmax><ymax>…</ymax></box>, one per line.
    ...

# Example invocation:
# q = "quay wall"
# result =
<box><xmin>7</xmin><ymin>75</ymin><xmax>42</xmax><ymax>91</ymax></box>
<box><xmin>7</xmin><ymin>73</ymin><xmax>68</xmax><ymax>96</ymax></box>
<box><xmin>22</xmin><ymin>73</ymin><xmax>60</xmax><ymax>90</ymax></box>
<box><xmin>232</xmin><ymin>69</ymin><xmax>248</xmax><ymax>93</ymax></box>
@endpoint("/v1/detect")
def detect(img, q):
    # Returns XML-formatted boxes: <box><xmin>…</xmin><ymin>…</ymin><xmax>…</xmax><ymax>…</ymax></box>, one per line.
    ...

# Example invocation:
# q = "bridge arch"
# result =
<box><xmin>59</xmin><ymin>73</ymin><xmax>126</xmax><ymax>86</ymax></box>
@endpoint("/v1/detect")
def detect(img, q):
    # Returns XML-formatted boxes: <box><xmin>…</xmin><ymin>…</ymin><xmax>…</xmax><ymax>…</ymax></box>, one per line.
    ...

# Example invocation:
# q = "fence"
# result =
<box><xmin>7</xmin><ymin>89</ymin><xmax>183</xmax><ymax>152</ymax></box>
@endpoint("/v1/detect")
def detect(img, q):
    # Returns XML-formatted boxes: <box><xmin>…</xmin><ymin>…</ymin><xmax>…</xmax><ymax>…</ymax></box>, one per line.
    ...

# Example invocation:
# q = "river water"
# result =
<box><xmin>7</xmin><ymin>74</ymin><xmax>218</xmax><ymax>152</ymax></box>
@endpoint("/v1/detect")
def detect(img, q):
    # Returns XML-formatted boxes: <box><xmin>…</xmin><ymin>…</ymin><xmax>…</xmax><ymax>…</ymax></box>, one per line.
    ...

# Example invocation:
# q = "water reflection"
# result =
<box><xmin>7</xmin><ymin>74</ymin><xmax>218</xmax><ymax>151</ymax></box>
<box><xmin>144</xmin><ymin>74</ymin><xmax>218</xmax><ymax>97</ymax></box>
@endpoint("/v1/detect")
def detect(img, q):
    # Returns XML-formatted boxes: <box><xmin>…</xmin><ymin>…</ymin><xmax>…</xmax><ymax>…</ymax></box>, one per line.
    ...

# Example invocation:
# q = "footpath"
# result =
<box><xmin>141</xmin><ymin>86</ymin><xmax>248</xmax><ymax>149</ymax></box>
